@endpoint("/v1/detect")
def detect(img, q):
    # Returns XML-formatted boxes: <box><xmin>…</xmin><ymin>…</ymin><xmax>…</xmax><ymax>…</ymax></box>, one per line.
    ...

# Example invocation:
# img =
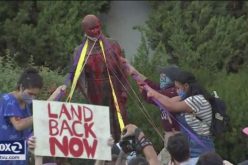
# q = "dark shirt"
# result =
<box><xmin>142</xmin><ymin>79</ymin><xmax>180</xmax><ymax>132</ymax></box>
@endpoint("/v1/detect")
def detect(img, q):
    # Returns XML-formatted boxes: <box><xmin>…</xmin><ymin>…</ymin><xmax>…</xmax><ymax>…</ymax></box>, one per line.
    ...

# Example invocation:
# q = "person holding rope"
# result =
<box><xmin>67</xmin><ymin>14</ymin><xmax>129</xmax><ymax>142</ymax></box>
<box><xmin>145</xmin><ymin>70</ymin><xmax>215</xmax><ymax>158</ymax></box>
<box><xmin>121</xmin><ymin>58</ymin><xmax>182</xmax><ymax>164</ymax></box>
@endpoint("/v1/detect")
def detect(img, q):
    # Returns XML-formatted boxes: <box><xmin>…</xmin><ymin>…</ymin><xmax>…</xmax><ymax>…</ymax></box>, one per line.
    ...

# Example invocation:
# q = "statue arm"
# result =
<box><xmin>113</xmin><ymin>41</ymin><xmax>129</xmax><ymax>99</ymax></box>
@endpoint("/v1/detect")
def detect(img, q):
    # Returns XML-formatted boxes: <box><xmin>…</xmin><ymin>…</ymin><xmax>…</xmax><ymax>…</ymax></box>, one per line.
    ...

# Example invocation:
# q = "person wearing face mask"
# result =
<box><xmin>119</xmin><ymin>58</ymin><xmax>182</xmax><ymax>165</ymax></box>
<box><xmin>0</xmin><ymin>68</ymin><xmax>66</xmax><ymax>165</ymax></box>
<box><xmin>145</xmin><ymin>70</ymin><xmax>215</xmax><ymax>158</ymax></box>
<box><xmin>68</xmin><ymin>14</ymin><xmax>129</xmax><ymax>142</ymax></box>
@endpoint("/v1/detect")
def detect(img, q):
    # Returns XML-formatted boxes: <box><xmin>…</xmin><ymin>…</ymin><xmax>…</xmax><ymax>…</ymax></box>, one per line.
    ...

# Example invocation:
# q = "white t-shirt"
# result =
<box><xmin>184</xmin><ymin>95</ymin><xmax>212</xmax><ymax>136</ymax></box>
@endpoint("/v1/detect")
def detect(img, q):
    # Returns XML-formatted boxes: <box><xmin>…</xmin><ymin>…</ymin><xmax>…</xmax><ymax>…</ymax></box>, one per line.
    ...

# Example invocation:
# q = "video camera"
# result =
<box><xmin>119</xmin><ymin>135</ymin><xmax>137</xmax><ymax>154</ymax></box>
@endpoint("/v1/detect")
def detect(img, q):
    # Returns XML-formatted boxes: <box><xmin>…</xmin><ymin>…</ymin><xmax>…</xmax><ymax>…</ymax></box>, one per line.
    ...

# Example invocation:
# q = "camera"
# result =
<box><xmin>119</xmin><ymin>136</ymin><xmax>136</xmax><ymax>153</ymax></box>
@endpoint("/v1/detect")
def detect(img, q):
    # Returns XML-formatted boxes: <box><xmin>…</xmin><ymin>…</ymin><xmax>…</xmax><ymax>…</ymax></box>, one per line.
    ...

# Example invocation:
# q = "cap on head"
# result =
<box><xmin>158</xmin><ymin>65</ymin><xmax>181</xmax><ymax>81</ymax></box>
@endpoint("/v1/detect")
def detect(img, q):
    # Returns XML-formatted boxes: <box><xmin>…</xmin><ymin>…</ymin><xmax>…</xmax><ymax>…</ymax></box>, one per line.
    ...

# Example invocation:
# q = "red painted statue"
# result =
<box><xmin>70</xmin><ymin>14</ymin><xmax>129</xmax><ymax>141</ymax></box>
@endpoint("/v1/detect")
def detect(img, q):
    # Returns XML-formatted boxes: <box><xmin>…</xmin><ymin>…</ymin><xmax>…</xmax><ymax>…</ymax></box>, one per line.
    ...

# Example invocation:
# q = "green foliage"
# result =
<box><xmin>140</xmin><ymin>1</ymin><xmax>248</xmax><ymax>73</ymax></box>
<box><xmin>127</xmin><ymin>78</ymin><xmax>164</xmax><ymax>150</ymax></box>
<box><xmin>133</xmin><ymin>27</ymin><xmax>169</xmax><ymax>81</ymax></box>
<box><xmin>0</xmin><ymin>50</ymin><xmax>65</xmax><ymax>100</ymax></box>
<box><xmin>207</xmin><ymin>69</ymin><xmax>248</xmax><ymax>162</ymax></box>
<box><xmin>0</xmin><ymin>50</ymin><xmax>21</xmax><ymax>93</ymax></box>
<box><xmin>38</xmin><ymin>67</ymin><xmax>65</xmax><ymax>100</ymax></box>
<box><xmin>0</xmin><ymin>1</ymin><xmax>110</xmax><ymax>72</ymax></box>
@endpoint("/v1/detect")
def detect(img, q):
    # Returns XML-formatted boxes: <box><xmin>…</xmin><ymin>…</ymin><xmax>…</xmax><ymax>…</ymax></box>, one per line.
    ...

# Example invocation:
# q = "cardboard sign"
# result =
<box><xmin>33</xmin><ymin>100</ymin><xmax>111</xmax><ymax>160</ymax></box>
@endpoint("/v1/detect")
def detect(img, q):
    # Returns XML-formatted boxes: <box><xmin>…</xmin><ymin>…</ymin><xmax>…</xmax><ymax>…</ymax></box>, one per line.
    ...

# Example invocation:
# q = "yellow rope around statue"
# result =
<box><xmin>65</xmin><ymin>38</ymin><xmax>163</xmax><ymax>139</ymax></box>
<box><xmin>67</xmin><ymin>39</ymin><xmax>88</xmax><ymax>102</ymax></box>
<box><xmin>99</xmin><ymin>40</ymin><xmax>125</xmax><ymax>131</ymax></box>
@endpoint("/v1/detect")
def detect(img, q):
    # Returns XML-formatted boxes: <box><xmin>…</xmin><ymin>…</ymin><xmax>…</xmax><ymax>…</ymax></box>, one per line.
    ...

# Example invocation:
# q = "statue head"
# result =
<box><xmin>82</xmin><ymin>14</ymin><xmax>102</xmax><ymax>41</ymax></box>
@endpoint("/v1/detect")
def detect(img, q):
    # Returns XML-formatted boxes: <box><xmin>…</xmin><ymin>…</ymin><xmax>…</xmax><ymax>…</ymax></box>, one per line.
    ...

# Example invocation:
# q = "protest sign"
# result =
<box><xmin>33</xmin><ymin>100</ymin><xmax>111</xmax><ymax>160</ymax></box>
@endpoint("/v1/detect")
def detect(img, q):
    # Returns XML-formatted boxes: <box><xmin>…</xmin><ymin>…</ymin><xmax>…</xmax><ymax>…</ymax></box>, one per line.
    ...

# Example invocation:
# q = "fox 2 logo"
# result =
<box><xmin>0</xmin><ymin>140</ymin><xmax>25</xmax><ymax>154</ymax></box>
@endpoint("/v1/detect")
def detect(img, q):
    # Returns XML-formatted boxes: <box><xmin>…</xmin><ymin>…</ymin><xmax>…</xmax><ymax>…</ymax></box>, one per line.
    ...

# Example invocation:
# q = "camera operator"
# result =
<box><xmin>116</xmin><ymin>124</ymin><xmax>160</xmax><ymax>165</ymax></box>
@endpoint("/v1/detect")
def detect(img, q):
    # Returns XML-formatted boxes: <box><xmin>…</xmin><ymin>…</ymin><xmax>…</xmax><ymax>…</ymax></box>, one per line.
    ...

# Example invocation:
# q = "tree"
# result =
<box><xmin>140</xmin><ymin>1</ymin><xmax>248</xmax><ymax>74</ymax></box>
<box><xmin>0</xmin><ymin>1</ymin><xmax>110</xmax><ymax>73</ymax></box>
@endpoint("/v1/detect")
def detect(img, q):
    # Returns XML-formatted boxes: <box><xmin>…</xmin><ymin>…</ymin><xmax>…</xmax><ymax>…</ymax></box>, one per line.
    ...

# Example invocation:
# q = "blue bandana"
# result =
<box><xmin>160</xmin><ymin>74</ymin><xmax>173</xmax><ymax>89</ymax></box>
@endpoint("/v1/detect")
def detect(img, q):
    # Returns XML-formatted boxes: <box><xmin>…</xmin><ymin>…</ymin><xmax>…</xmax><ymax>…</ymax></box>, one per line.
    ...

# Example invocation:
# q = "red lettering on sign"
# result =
<box><xmin>60</xmin><ymin>120</ymin><xmax>73</xmax><ymax>136</ymax></box>
<box><xmin>48</xmin><ymin>103</ymin><xmax>58</xmax><ymax>118</ymax></box>
<box><xmin>83</xmin><ymin>106</ymin><xmax>93</xmax><ymax>122</ymax></box>
<box><xmin>71</xmin><ymin>105</ymin><xmax>82</xmax><ymax>121</ymax></box>
<box><xmin>49</xmin><ymin>119</ymin><xmax>59</xmax><ymax>136</ymax></box>
<box><xmin>83</xmin><ymin>138</ymin><xmax>98</xmax><ymax>158</ymax></box>
<box><xmin>59</xmin><ymin>104</ymin><xmax>72</xmax><ymax>120</ymax></box>
<box><xmin>72</xmin><ymin>121</ymin><xmax>83</xmax><ymax>137</ymax></box>
<box><xmin>84</xmin><ymin>122</ymin><xmax>96</xmax><ymax>138</ymax></box>
<box><xmin>69</xmin><ymin>137</ymin><xmax>84</xmax><ymax>157</ymax></box>
<box><xmin>47</xmin><ymin>102</ymin><xmax>98</xmax><ymax>158</ymax></box>
<box><xmin>50</xmin><ymin>136</ymin><xmax>69</xmax><ymax>156</ymax></box>
<box><xmin>49</xmin><ymin>136</ymin><xmax>98</xmax><ymax>158</ymax></box>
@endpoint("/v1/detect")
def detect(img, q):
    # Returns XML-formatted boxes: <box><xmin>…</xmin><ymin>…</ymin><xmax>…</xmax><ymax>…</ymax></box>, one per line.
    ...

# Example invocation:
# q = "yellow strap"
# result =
<box><xmin>67</xmin><ymin>39</ymin><xmax>88</xmax><ymax>102</ymax></box>
<box><xmin>99</xmin><ymin>40</ymin><xmax>125</xmax><ymax>131</ymax></box>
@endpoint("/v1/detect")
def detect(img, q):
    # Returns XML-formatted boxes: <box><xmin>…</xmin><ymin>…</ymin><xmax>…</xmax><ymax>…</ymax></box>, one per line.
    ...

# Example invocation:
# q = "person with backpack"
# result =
<box><xmin>120</xmin><ymin>57</ymin><xmax>182</xmax><ymax>165</ymax></box>
<box><xmin>145</xmin><ymin>70</ymin><xmax>215</xmax><ymax>158</ymax></box>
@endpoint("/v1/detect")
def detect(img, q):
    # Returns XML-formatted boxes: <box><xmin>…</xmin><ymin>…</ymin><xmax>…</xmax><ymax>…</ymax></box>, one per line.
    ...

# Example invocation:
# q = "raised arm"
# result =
<box><xmin>47</xmin><ymin>85</ymin><xmax>67</xmax><ymax>101</ymax></box>
<box><xmin>121</xmin><ymin>124</ymin><xmax>160</xmax><ymax>165</ymax></box>
<box><xmin>145</xmin><ymin>85</ymin><xmax>192</xmax><ymax>113</ymax></box>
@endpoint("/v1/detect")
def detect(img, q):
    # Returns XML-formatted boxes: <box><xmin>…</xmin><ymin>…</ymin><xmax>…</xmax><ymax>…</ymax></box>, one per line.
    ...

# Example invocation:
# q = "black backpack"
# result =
<box><xmin>196</xmin><ymin>91</ymin><xmax>230</xmax><ymax>137</ymax></box>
